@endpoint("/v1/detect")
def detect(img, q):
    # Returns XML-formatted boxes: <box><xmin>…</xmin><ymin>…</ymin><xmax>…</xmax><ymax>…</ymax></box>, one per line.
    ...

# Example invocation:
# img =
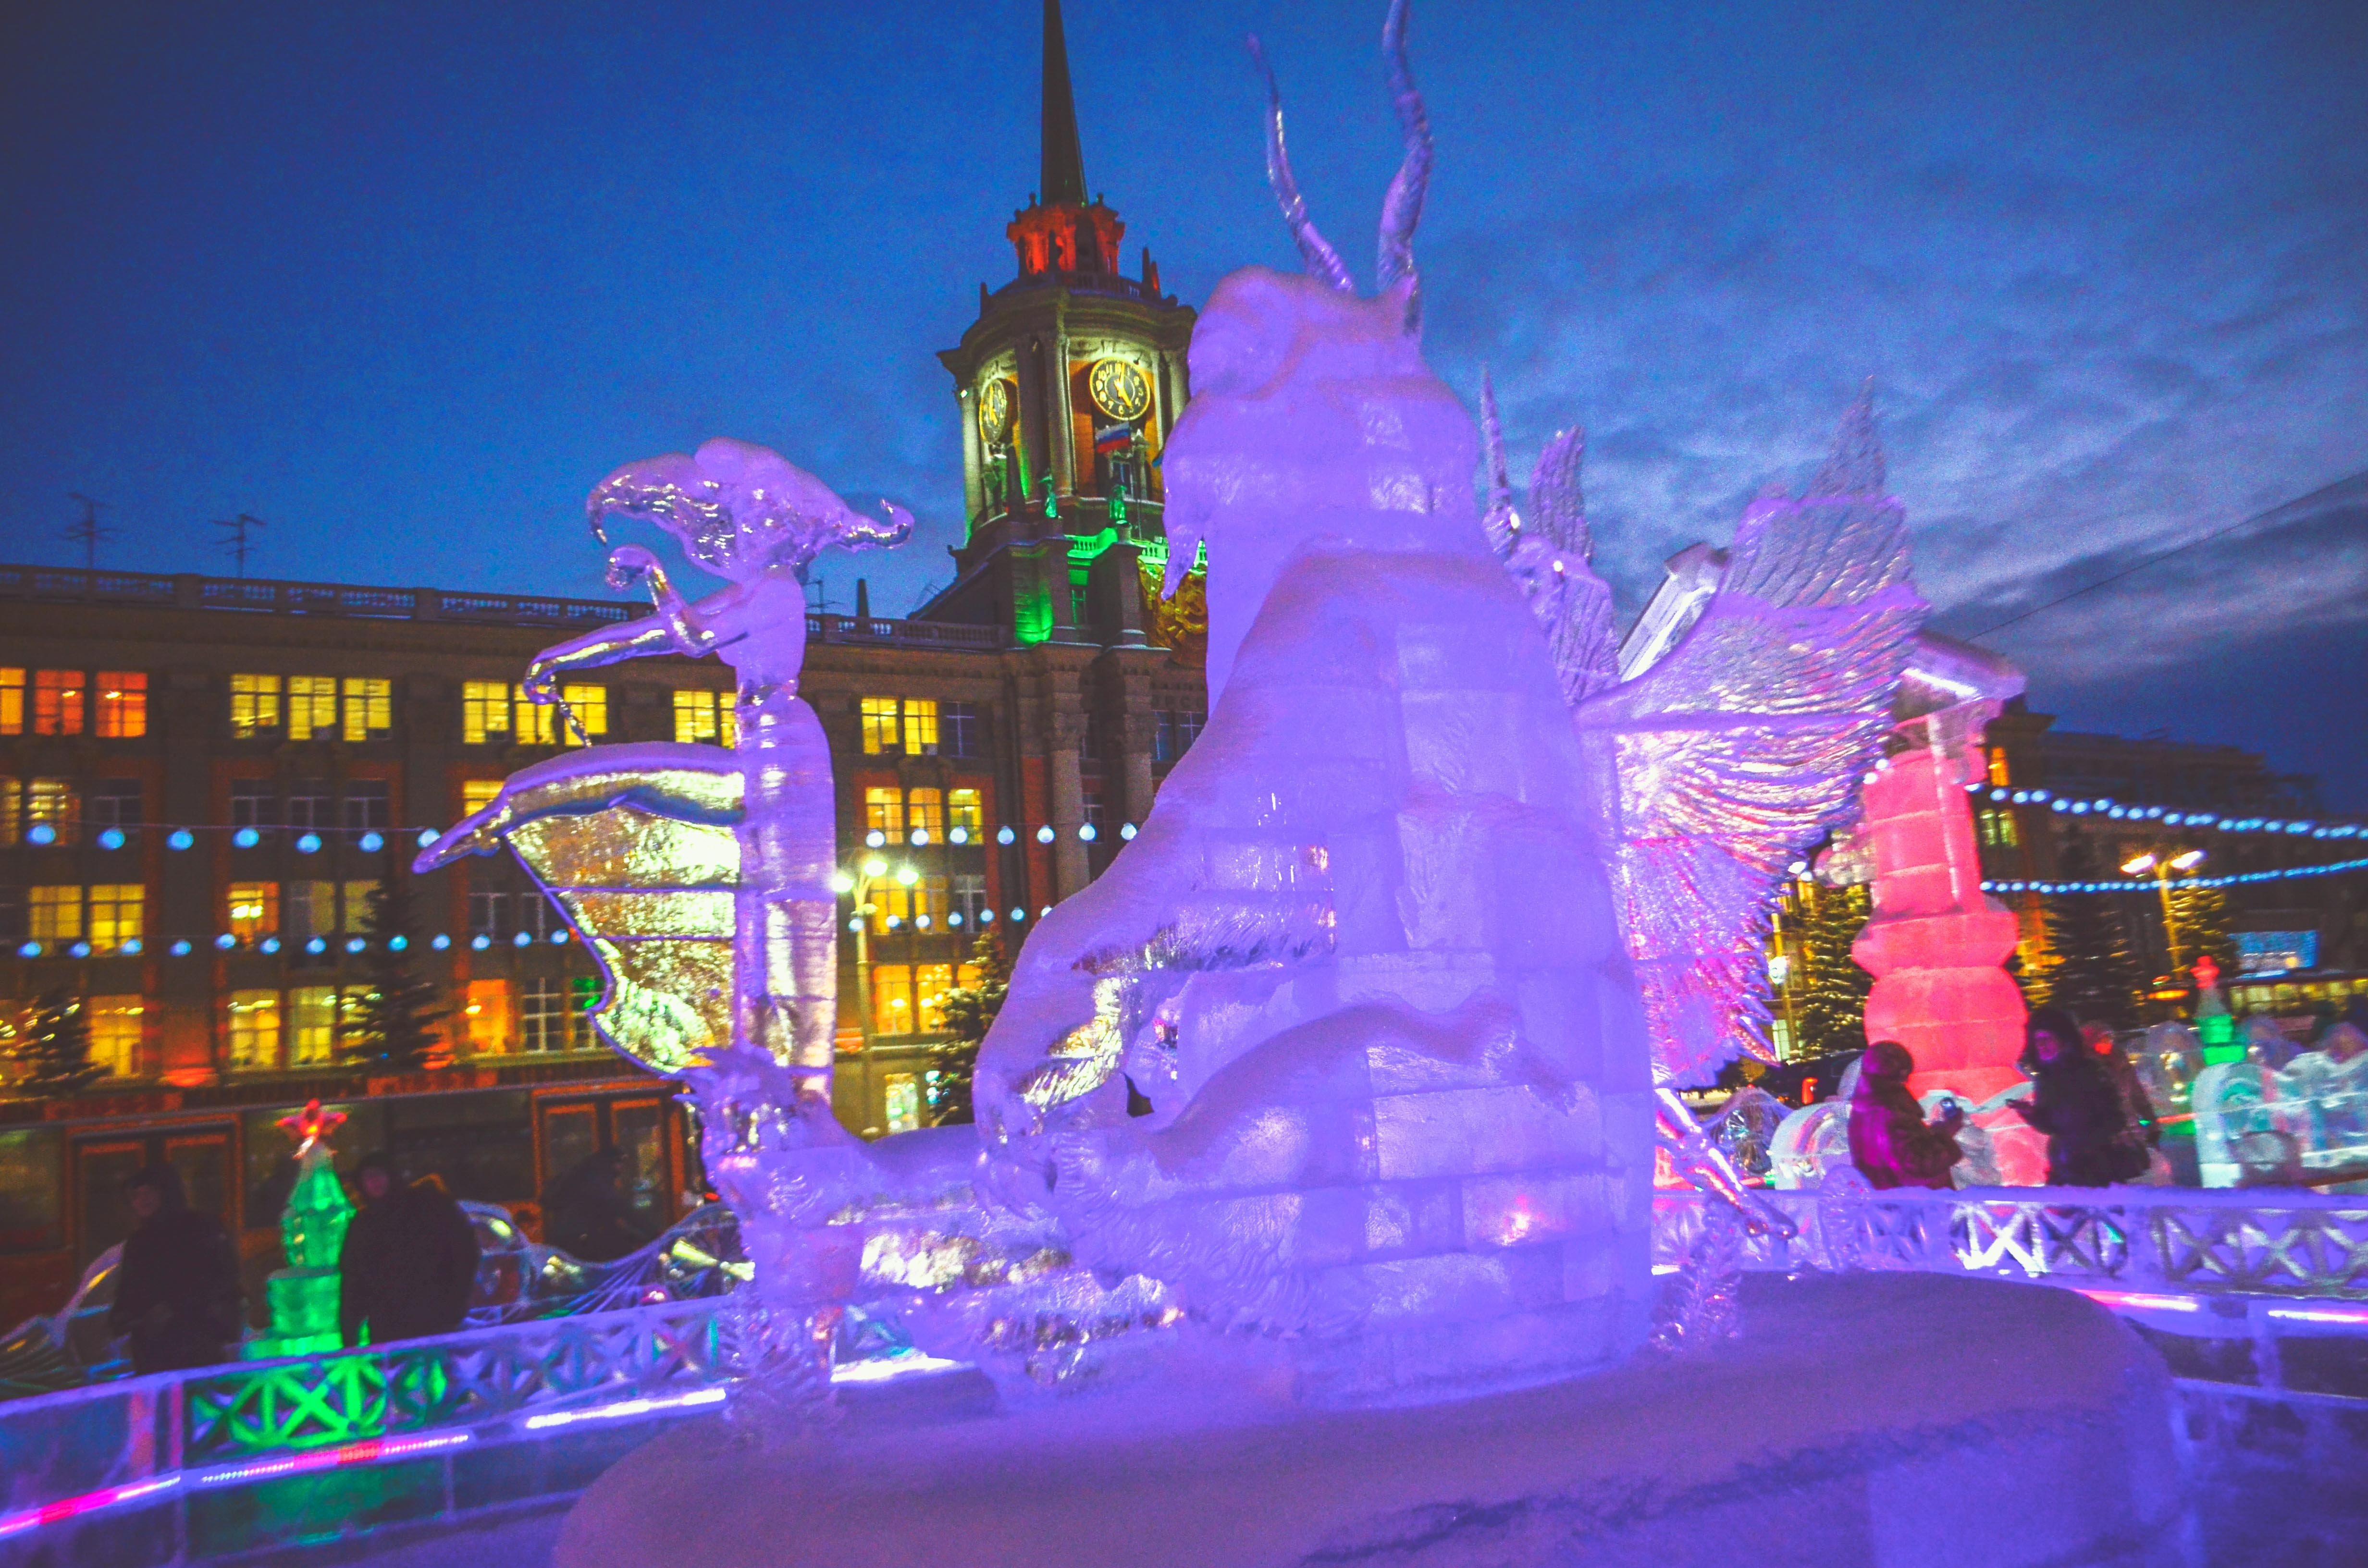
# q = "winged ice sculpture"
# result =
<box><xmin>1482</xmin><ymin>384</ymin><xmax>1927</xmax><ymax>1084</ymax></box>
<box><xmin>416</xmin><ymin>438</ymin><xmax>911</xmax><ymax>1137</ymax></box>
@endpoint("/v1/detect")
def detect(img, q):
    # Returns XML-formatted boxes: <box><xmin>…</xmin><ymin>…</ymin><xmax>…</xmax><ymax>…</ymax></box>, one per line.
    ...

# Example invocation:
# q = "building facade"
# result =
<box><xmin>0</xmin><ymin>0</ymin><xmax>1210</xmax><ymax>1319</ymax></box>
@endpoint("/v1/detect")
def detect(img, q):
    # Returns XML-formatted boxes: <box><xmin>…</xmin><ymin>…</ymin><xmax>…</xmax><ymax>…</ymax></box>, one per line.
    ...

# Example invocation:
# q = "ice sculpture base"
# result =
<box><xmin>558</xmin><ymin>1273</ymin><xmax>2191</xmax><ymax>1568</ymax></box>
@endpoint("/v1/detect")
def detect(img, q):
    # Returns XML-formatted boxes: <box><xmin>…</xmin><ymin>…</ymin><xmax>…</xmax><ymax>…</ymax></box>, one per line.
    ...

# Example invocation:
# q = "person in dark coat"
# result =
<box><xmin>107</xmin><ymin>1163</ymin><xmax>244</xmax><ymax>1373</ymax></box>
<box><xmin>1847</xmin><ymin>1041</ymin><xmax>1965</xmax><ymax>1190</ymax></box>
<box><xmin>2011</xmin><ymin>1007</ymin><xmax>2146</xmax><ymax>1187</ymax></box>
<box><xmin>541</xmin><ymin>1149</ymin><xmax>645</xmax><ymax>1262</ymax></box>
<box><xmin>338</xmin><ymin>1152</ymin><xmax>481</xmax><ymax>1347</ymax></box>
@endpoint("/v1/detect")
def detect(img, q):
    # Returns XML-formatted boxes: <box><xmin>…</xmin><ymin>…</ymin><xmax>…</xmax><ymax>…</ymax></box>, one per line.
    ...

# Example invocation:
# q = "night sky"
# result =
<box><xmin>4</xmin><ymin>1</ymin><xmax>2362</xmax><ymax>804</ymax></box>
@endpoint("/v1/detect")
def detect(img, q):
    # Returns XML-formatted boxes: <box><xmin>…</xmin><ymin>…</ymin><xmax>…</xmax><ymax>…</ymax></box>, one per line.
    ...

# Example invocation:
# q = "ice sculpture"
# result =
<box><xmin>2193</xmin><ymin>1048</ymin><xmax>2368</xmax><ymax>1187</ymax></box>
<box><xmin>1484</xmin><ymin>384</ymin><xmax>1926</xmax><ymax>1085</ymax></box>
<box><xmin>424</xmin><ymin>1</ymin><xmax>1923</xmax><ymax>1407</ymax></box>
<box><xmin>415</xmin><ymin>439</ymin><xmax>909</xmax><ymax>1397</ymax></box>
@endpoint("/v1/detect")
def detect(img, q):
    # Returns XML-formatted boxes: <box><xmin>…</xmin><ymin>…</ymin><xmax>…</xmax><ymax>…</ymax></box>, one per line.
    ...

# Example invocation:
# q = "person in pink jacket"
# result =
<box><xmin>1848</xmin><ymin>1041</ymin><xmax>1965</xmax><ymax>1190</ymax></box>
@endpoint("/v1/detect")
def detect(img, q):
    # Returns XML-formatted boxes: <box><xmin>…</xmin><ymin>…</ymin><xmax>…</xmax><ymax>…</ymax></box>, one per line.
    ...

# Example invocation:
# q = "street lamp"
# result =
<box><xmin>2121</xmin><ymin>846</ymin><xmax>2205</xmax><ymax>984</ymax></box>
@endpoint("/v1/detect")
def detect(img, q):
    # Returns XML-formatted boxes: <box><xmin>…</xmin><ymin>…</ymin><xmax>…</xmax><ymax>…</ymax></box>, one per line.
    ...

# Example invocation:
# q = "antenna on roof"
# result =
<box><xmin>64</xmin><ymin>493</ymin><xmax>119</xmax><ymax>572</ymax></box>
<box><xmin>212</xmin><ymin>513</ymin><xmax>268</xmax><ymax>577</ymax></box>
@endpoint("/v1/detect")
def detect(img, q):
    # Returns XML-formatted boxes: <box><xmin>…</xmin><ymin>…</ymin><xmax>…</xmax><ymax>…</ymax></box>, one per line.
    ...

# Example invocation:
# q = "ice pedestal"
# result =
<box><xmin>558</xmin><ymin>1272</ymin><xmax>2192</xmax><ymax>1568</ymax></box>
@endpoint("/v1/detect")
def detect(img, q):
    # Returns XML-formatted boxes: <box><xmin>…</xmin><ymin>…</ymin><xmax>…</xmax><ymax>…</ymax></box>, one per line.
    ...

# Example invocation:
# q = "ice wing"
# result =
<box><xmin>415</xmin><ymin>744</ymin><xmax>744</xmax><ymax>1078</ymax></box>
<box><xmin>1479</xmin><ymin>376</ymin><xmax>1620</xmax><ymax>705</ymax></box>
<box><xmin>1575</xmin><ymin>486</ymin><xmax>1925</xmax><ymax>1083</ymax></box>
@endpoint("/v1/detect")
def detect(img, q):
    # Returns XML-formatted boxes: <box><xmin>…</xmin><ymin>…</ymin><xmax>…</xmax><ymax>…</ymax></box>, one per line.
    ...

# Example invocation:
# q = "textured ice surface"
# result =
<box><xmin>557</xmin><ymin>1273</ymin><xmax>2194</xmax><ymax>1568</ymax></box>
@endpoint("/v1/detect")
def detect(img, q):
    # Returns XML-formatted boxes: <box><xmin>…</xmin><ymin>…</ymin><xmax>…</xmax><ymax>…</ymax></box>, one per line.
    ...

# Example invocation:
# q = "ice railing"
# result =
<box><xmin>1652</xmin><ymin>1183</ymin><xmax>2368</xmax><ymax>1298</ymax></box>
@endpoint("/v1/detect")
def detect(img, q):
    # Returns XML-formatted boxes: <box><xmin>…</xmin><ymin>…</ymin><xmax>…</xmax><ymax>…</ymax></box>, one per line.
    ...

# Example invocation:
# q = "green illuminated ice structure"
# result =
<box><xmin>245</xmin><ymin>1101</ymin><xmax>354</xmax><ymax>1360</ymax></box>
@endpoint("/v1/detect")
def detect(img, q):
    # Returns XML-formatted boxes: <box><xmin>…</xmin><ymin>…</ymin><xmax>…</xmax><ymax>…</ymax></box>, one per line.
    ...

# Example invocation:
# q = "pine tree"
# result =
<box><xmin>1793</xmin><ymin>881</ymin><xmax>1874</xmax><ymax>1059</ymax></box>
<box><xmin>2037</xmin><ymin>841</ymin><xmax>2144</xmax><ymax>1030</ymax></box>
<box><xmin>9</xmin><ymin>987</ymin><xmax>104</xmax><ymax>1097</ymax></box>
<box><xmin>927</xmin><ymin>930</ymin><xmax>1011</xmax><ymax>1126</ymax></box>
<box><xmin>342</xmin><ymin>861</ymin><xmax>446</xmax><ymax>1074</ymax></box>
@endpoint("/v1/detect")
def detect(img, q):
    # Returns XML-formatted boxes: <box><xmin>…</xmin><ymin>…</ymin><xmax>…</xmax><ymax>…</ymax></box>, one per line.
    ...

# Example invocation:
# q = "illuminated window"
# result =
<box><xmin>883</xmin><ymin>1074</ymin><xmax>922</xmax><ymax>1134</ymax></box>
<box><xmin>0</xmin><ymin>777</ymin><xmax>15</xmax><ymax>845</ymax></box>
<box><xmin>560</xmin><ymin>685</ymin><xmax>608</xmax><ymax>746</ymax></box>
<box><xmin>1986</xmin><ymin>748</ymin><xmax>2011</xmax><ymax>787</ymax></box>
<box><xmin>948</xmin><ymin>788</ymin><xmax>983</xmax><ymax>836</ymax></box>
<box><xmin>943</xmin><ymin>702</ymin><xmax>981</xmax><ymax>758</ymax></box>
<box><xmin>860</xmin><ymin>697</ymin><xmax>901</xmax><ymax>754</ymax></box>
<box><xmin>462</xmin><ymin>682</ymin><xmax>511</xmax><ymax>745</ymax></box>
<box><xmin>87</xmin><ymin>885</ymin><xmax>142</xmax><ymax>952</ymax></box>
<box><xmin>337</xmin><ymin>985</ymin><xmax>373</xmax><ymax>1050</ymax></box>
<box><xmin>520</xmin><ymin>978</ymin><xmax>567</xmax><ymax>1052</ymax></box>
<box><xmin>95</xmin><ymin>673</ymin><xmax>147</xmax><ymax>738</ymax></box>
<box><xmin>228</xmin><ymin>882</ymin><xmax>278</xmax><ymax>942</ymax></box>
<box><xmin>907</xmin><ymin>788</ymin><xmax>944</xmax><ymax>839</ymax></box>
<box><xmin>872</xmin><ymin>963</ymin><xmax>915</xmax><ymax>1034</ymax></box>
<box><xmin>340</xmin><ymin>678</ymin><xmax>392</xmax><ymax>742</ymax></box>
<box><xmin>864</xmin><ymin>787</ymin><xmax>905</xmax><ymax>838</ymax></box>
<box><xmin>513</xmin><ymin>686</ymin><xmax>558</xmax><ymax>746</ymax></box>
<box><xmin>0</xmin><ymin>668</ymin><xmax>20</xmax><ymax>735</ymax></box>
<box><xmin>1978</xmin><ymin>808</ymin><xmax>2021</xmax><ymax>848</ymax></box>
<box><xmin>33</xmin><ymin>671</ymin><xmax>85</xmax><ymax>736</ymax></box>
<box><xmin>289</xmin><ymin>987</ymin><xmax>336</xmax><ymax>1066</ymax></box>
<box><xmin>902</xmin><ymin>699</ymin><xmax>939</xmax><ymax>756</ymax></box>
<box><xmin>286</xmin><ymin>880</ymin><xmax>335</xmax><ymax>940</ymax></box>
<box><xmin>227</xmin><ymin>991</ymin><xmax>282</xmax><ymax>1071</ymax></box>
<box><xmin>26</xmin><ymin>780</ymin><xmax>77</xmax><ymax>845</ymax></box>
<box><xmin>86</xmin><ymin>997</ymin><xmax>142</xmax><ymax>1078</ymax></box>
<box><xmin>341</xmin><ymin>880</ymin><xmax>379</xmax><ymax>933</ymax></box>
<box><xmin>230</xmin><ymin>674</ymin><xmax>283</xmax><ymax>736</ymax></box>
<box><xmin>29</xmin><ymin>886</ymin><xmax>81</xmax><ymax>941</ymax></box>
<box><xmin>870</xmin><ymin>883</ymin><xmax>909</xmax><ymax>935</ymax></box>
<box><xmin>461</xmin><ymin>779</ymin><xmax>503</xmax><ymax>817</ymax></box>
<box><xmin>915</xmin><ymin>963</ymin><xmax>955</xmax><ymax>1032</ymax></box>
<box><xmin>463</xmin><ymin>979</ymin><xmax>510</xmax><ymax>1055</ymax></box>
<box><xmin>673</xmin><ymin>689</ymin><xmax>723</xmax><ymax>745</ymax></box>
<box><xmin>287</xmin><ymin>677</ymin><xmax>338</xmax><ymax>741</ymax></box>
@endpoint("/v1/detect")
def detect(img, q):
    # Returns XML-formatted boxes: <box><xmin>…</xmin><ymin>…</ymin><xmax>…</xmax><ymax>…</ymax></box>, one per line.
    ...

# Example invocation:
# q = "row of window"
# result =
<box><xmin>869</xmin><ymin>960</ymin><xmax>982</xmax><ymax>1038</ymax></box>
<box><xmin>863</xmin><ymin>787</ymin><xmax>985</xmax><ymax>841</ymax></box>
<box><xmin>0</xmin><ymin>671</ymin><xmax>148</xmax><ymax>739</ymax></box>
<box><xmin>223</xmin><ymin>976</ymin><xmax>598</xmax><ymax>1072</ymax></box>
<box><xmin>225</xmin><ymin>675</ymin><xmax>393</xmax><ymax>742</ymax></box>
<box><xmin>859</xmin><ymin>698</ymin><xmax>981</xmax><ymax>758</ymax></box>
<box><xmin>0</xmin><ymin>778</ymin><xmax>142</xmax><ymax>847</ymax></box>
<box><xmin>858</xmin><ymin>874</ymin><xmax>989</xmax><ymax>934</ymax></box>
<box><xmin>460</xmin><ymin>683</ymin><xmax>609</xmax><ymax>747</ymax></box>
<box><xmin>21</xmin><ymin>885</ymin><xmax>143</xmax><ymax>950</ymax></box>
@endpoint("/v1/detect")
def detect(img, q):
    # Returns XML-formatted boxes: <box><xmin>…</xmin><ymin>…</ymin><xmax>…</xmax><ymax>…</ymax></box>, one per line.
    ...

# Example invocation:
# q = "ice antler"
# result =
<box><xmin>1247</xmin><ymin>36</ymin><xmax>1355</xmax><ymax>295</ymax></box>
<box><xmin>1375</xmin><ymin>0</ymin><xmax>1433</xmax><ymax>331</ymax></box>
<box><xmin>1575</xmin><ymin>388</ymin><xmax>1926</xmax><ymax>1083</ymax></box>
<box><xmin>1480</xmin><ymin>369</ymin><xmax>1518</xmax><ymax>557</ymax></box>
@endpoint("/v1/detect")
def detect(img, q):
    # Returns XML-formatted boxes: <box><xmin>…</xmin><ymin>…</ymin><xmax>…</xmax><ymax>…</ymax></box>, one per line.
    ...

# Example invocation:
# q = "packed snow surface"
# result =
<box><xmin>558</xmin><ymin>1273</ymin><xmax>2193</xmax><ymax>1568</ymax></box>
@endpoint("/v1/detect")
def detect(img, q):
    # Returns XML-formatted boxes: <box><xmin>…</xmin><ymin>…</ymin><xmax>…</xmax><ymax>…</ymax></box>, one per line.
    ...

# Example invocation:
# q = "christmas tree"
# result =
<box><xmin>2167</xmin><ymin>882</ymin><xmax>2238</xmax><ymax>981</ymax></box>
<box><xmin>8</xmin><ymin>987</ymin><xmax>104</xmax><ymax>1098</ymax></box>
<box><xmin>927</xmin><ymin>929</ymin><xmax>1011</xmax><ymax>1126</ymax></box>
<box><xmin>2036</xmin><ymin>842</ymin><xmax>2144</xmax><ymax>1029</ymax></box>
<box><xmin>246</xmin><ymin>1101</ymin><xmax>355</xmax><ymax>1359</ymax></box>
<box><xmin>342</xmin><ymin>860</ymin><xmax>446</xmax><ymax>1074</ymax></box>
<box><xmin>1794</xmin><ymin>881</ymin><xmax>1874</xmax><ymax>1059</ymax></box>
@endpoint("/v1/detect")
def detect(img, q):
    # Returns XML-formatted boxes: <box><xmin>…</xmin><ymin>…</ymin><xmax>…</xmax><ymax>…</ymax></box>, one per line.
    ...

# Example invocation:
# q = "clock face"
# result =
<box><xmin>1087</xmin><ymin>358</ymin><xmax>1152</xmax><ymax>423</ymax></box>
<box><xmin>977</xmin><ymin>379</ymin><xmax>1013</xmax><ymax>441</ymax></box>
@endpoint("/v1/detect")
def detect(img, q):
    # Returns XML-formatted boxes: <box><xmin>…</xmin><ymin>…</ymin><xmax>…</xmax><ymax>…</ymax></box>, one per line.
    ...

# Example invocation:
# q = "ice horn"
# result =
<box><xmin>1479</xmin><ymin>368</ymin><xmax>1518</xmax><ymax>560</ymax></box>
<box><xmin>1247</xmin><ymin>35</ymin><xmax>1356</xmax><ymax>295</ymax></box>
<box><xmin>1375</xmin><ymin>0</ymin><xmax>1433</xmax><ymax>332</ymax></box>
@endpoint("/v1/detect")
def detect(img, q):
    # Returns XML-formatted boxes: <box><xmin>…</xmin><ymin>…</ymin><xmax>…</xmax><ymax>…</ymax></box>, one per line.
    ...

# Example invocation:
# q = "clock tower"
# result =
<box><xmin>924</xmin><ymin>0</ymin><xmax>1196</xmax><ymax>648</ymax></box>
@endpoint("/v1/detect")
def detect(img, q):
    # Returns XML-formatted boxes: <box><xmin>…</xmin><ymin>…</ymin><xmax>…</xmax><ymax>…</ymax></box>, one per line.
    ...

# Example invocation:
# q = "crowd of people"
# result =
<box><xmin>1847</xmin><ymin>1006</ymin><xmax>2165</xmax><ymax>1191</ymax></box>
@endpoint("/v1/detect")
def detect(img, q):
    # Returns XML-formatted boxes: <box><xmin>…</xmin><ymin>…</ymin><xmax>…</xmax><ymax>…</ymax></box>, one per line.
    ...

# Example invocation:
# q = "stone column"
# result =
<box><xmin>1050</xmin><ymin>714</ymin><xmax>1088</xmax><ymax>900</ymax></box>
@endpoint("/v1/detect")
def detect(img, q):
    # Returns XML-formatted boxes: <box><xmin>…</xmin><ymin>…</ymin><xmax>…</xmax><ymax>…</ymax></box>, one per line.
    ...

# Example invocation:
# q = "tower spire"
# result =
<box><xmin>1040</xmin><ymin>0</ymin><xmax>1088</xmax><ymax>207</ymax></box>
